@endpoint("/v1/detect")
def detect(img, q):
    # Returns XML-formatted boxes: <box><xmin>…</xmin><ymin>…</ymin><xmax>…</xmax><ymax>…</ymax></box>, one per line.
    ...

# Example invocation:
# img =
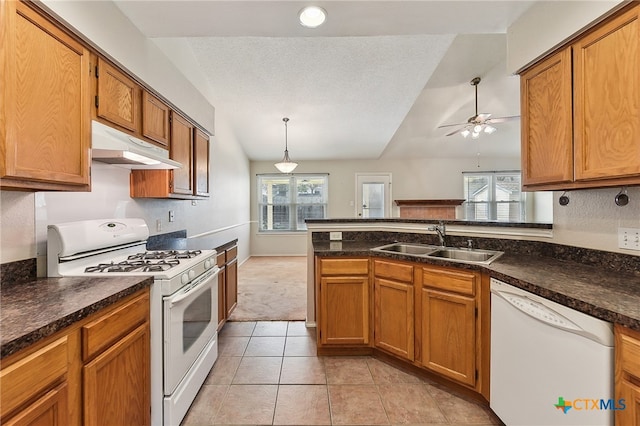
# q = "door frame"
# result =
<box><xmin>355</xmin><ymin>173</ymin><xmax>393</xmax><ymax>218</ymax></box>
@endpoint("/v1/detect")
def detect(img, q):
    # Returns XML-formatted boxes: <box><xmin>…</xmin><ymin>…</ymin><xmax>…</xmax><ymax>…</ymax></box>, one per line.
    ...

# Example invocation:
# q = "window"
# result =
<box><xmin>463</xmin><ymin>171</ymin><xmax>524</xmax><ymax>221</ymax></box>
<box><xmin>258</xmin><ymin>174</ymin><xmax>328</xmax><ymax>231</ymax></box>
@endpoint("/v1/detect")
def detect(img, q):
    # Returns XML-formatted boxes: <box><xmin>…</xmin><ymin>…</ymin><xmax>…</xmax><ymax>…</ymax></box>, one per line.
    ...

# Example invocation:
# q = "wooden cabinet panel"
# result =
<box><xmin>193</xmin><ymin>129</ymin><xmax>210</xmax><ymax>197</ymax></box>
<box><xmin>0</xmin><ymin>337</ymin><xmax>68</xmax><ymax>418</ymax></box>
<box><xmin>422</xmin><ymin>266</ymin><xmax>477</xmax><ymax>296</ymax></box>
<box><xmin>421</xmin><ymin>288</ymin><xmax>476</xmax><ymax>387</ymax></box>
<box><xmin>319</xmin><ymin>258</ymin><xmax>369</xmax><ymax>276</ymax></box>
<box><xmin>373</xmin><ymin>259</ymin><xmax>413</xmax><ymax>282</ymax></box>
<box><xmin>142</xmin><ymin>91</ymin><xmax>170</xmax><ymax>147</ymax></box>
<box><xmin>319</xmin><ymin>275</ymin><xmax>370</xmax><ymax>346</ymax></box>
<box><xmin>573</xmin><ymin>5</ymin><xmax>640</xmax><ymax>181</ymax></box>
<box><xmin>96</xmin><ymin>57</ymin><xmax>139</xmax><ymax>132</ymax></box>
<box><xmin>616</xmin><ymin>324</ymin><xmax>640</xmax><ymax>426</ymax></box>
<box><xmin>225</xmin><ymin>259</ymin><xmax>238</xmax><ymax>318</ymax></box>
<box><xmin>520</xmin><ymin>48</ymin><xmax>573</xmax><ymax>187</ymax></box>
<box><xmin>83</xmin><ymin>323</ymin><xmax>150</xmax><ymax>426</ymax></box>
<box><xmin>217</xmin><ymin>266</ymin><xmax>226</xmax><ymax>330</ymax></box>
<box><xmin>3</xmin><ymin>383</ymin><xmax>69</xmax><ymax>426</ymax></box>
<box><xmin>170</xmin><ymin>112</ymin><xmax>194</xmax><ymax>195</ymax></box>
<box><xmin>81</xmin><ymin>291</ymin><xmax>149</xmax><ymax>361</ymax></box>
<box><xmin>374</xmin><ymin>278</ymin><xmax>414</xmax><ymax>360</ymax></box>
<box><xmin>1</xmin><ymin>1</ymin><xmax>90</xmax><ymax>190</ymax></box>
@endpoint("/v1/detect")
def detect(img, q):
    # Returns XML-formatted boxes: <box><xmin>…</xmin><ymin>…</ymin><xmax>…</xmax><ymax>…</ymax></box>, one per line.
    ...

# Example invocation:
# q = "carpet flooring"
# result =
<box><xmin>228</xmin><ymin>256</ymin><xmax>307</xmax><ymax>322</ymax></box>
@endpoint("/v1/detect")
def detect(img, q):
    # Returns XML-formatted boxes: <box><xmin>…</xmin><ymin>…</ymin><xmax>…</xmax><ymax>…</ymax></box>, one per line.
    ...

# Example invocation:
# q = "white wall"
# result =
<box><xmin>250</xmin><ymin>156</ymin><xmax>522</xmax><ymax>256</ymax></box>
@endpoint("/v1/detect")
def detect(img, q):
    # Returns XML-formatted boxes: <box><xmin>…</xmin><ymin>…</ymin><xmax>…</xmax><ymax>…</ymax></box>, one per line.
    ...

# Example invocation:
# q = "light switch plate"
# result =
<box><xmin>330</xmin><ymin>231</ymin><xmax>342</xmax><ymax>241</ymax></box>
<box><xmin>618</xmin><ymin>227</ymin><xmax>640</xmax><ymax>251</ymax></box>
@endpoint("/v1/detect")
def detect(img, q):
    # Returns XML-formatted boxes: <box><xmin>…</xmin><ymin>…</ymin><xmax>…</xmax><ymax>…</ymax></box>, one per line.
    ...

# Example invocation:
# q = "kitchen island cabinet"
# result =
<box><xmin>1</xmin><ymin>0</ymin><xmax>91</xmax><ymax>191</ymax></box>
<box><xmin>0</xmin><ymin>282</ymin><xmax>151</xmax><ymax>426</ymax></box>
<box><xmin>216</xmin><ymin>241</ymin><xmax>239</xmax><ymax>330</ymax></box>
<box><xmin>316</xmin><ymin>257</ymin><xmax>371</xmax><ymax>350</ymax></box>
<box><xmin>373</xmin><ymin>259</ymin><xmax>414</xmax><ymax>361</ymax></box>
<box><xmin>615</xmin><ymin>324</ymin><xmax>640</xmax><ymax>426</ymax></box>
<box><xmin>520</xmin><ymin>2</ymin><xmax>640</xmax><ymax>190</ymax></box>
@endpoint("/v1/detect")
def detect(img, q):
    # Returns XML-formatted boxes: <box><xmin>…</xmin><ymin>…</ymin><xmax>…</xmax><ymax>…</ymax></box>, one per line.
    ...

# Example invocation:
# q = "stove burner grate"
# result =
<box><xmin>84</xmin><ymin>259</ymin><xmax>181</xmax><ymax>273</ymax></box>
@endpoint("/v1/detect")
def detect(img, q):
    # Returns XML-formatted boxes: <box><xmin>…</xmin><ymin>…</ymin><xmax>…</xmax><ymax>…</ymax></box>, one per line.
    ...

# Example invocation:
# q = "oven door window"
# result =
<box><xmin>163</xmin><ymin>269</ymin><xmax>218</xmax><ymax>395</ymax></box>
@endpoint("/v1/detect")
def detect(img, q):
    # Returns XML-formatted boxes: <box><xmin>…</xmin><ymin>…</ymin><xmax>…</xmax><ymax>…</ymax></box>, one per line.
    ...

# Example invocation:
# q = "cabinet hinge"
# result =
<box><xmin>95</xmin><ymin>65</ymin><xmax>99</xmax><ymax>78</ymax></box>
<box><xmin>95</xmin><ymin>96</ymin><xmax>99</xmax><ymax>108</ymax></box>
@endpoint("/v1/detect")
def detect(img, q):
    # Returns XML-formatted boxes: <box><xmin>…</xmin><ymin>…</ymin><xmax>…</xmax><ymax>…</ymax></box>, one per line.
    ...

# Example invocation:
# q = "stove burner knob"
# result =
<box><xmin>189</xmin><ymin>269</ymin><xmax>196</xmax><ymax>280</ymax></box>
<box><xmin>204</xmin><ymin>259</ymin><xmax>212</xmax><ymax>269</ymax></box>
<box><xmin>181</xmin><ymin>273</ymin><xmax>189</xmax><ymax>285</ymax></box>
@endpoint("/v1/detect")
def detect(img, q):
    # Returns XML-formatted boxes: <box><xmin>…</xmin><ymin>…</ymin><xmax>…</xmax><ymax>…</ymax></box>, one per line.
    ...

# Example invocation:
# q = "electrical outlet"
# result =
<box><xmin>169</xmin><ymin>211</ymin><xmax>175</xmax><ymax>222</ymax></box>
<box><xmin>618</xmin><ymin>227</ymin><xmax>640</xmax><ymax>251</ymax></box>
<box><xmin>330</xmin><ymin>231</ymin><xmax>342</xmax><ymax>241</ymax></box>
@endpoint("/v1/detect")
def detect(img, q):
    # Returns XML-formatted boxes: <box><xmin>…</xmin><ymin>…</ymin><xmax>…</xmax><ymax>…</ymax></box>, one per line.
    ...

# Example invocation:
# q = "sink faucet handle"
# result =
<box><xmin>467</xmin><ymin>239</ymin><xmax>473</xmax><ymax>249</ymax></box>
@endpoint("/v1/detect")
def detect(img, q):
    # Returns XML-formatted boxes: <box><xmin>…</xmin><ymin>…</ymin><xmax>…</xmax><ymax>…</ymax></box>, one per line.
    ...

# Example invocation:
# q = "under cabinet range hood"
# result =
<box><xmin>91</xmin><ymin>120</ymin><xmax>181</xmax><ymax>169</ymax></box>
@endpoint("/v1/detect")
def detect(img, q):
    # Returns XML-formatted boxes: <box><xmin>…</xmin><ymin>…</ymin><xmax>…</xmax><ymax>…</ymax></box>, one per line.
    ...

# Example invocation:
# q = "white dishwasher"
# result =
<box><xmin>490</xmin><ymin>278</ymin><xmax>615</xmax><ymax>426</ymax></box>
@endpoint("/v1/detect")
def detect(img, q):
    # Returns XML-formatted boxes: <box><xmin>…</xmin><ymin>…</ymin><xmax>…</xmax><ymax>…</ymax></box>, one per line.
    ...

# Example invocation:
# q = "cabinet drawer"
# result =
<box><xmin>226</xmin><ymin>246</ymin><xmax>238</xmax><ymax>261</ymax></box>
<box><xmin>320</xmin><ymin>258</ymin><xmax>369</xmax><ymax>275</ymax></box>
<box><xmin>0</xmin><ymin>336</ymin><xmax>68</xmax><ymax>418</ymax></box>
<box><xmin>618</xmin><ymin>326</ymin><xmax>640</xmax><ymax>378</ymax></box>
<box><xmin>374</xmin><ymin>259</ymin><xmax>413</xmax><ymax>283</ymax></box>
<box><xmin>422</xmin><ymin>267</ymin><xmax>477</xmax><ymax>296</ymax></box>
<box><xmin>82</xmin><ymin>290</ymin><xmax>149</xmax><ymax>361</ymax></box>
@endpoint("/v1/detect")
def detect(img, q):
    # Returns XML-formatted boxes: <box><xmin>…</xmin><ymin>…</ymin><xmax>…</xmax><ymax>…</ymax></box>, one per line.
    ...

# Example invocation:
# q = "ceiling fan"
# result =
<box><xmin>438</xmin><ymin>77</ymin><xmax>520</xmax><ymax>138</ymax></box>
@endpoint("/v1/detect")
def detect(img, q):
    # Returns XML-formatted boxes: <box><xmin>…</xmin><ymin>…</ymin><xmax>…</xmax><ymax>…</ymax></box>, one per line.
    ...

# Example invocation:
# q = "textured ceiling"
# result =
<box><xmin>114</xmin><ymin>1</ymin><xmax>534</xmax><ymax>162</ymax></box>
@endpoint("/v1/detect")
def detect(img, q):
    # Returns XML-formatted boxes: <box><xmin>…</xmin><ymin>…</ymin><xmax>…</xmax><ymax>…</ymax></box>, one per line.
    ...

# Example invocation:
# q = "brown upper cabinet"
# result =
<box><xmin>142</xmin><ymin>91</ymin><xmax>170</xmax><ymax>148</ymax></box>
<box><xmin>194</xmin><ymin>129</ymin><xmax>210</xmax><ymax>197</ymax></box>
<box><xmin>1</xmin><ymin>1</ymin><xmax>91</xmax><ymax>191</ymax></box>
<box><xmin>170</xmin><ymin>111</ymin><xmax>194</xmax><ymax>196</ymax></box>
<box><xmin>95</xmin><ymin>57</ymin><xmax>140</xmax><ymax>133</ymax></box>
<box><xmin>520</xmin><ymin>3</ymin><xmax>640</xmax><ymax>190</ymax></box>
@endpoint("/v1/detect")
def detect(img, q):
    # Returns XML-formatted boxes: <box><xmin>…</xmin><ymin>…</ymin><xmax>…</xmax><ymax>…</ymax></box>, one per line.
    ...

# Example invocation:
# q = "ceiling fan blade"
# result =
<box><xmin>444</xmin><ymin>126</ymin><xmax>468</xmax><ymax>136</ymax></box>
<box><xmin>477</xmin><ymin>113</ymin><xmax>492</xmax><ymax>121</ymax></box>
<box><xmin>486</xmin><ymin>115</ymin><xmax>520</xmax><ymax>124</ymax></box>
<box><xmin>437</xmin><ymin>122</ymin><xmax>468</xmax><ymax>129</ymax></box>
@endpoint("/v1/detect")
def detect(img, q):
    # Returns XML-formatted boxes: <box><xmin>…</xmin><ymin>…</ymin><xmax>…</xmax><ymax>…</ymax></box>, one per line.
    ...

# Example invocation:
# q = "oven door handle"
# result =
<box><xmin>168</xmin><ymin>267</ymin><xmax>219</xmax><ymax>307</ymax></box>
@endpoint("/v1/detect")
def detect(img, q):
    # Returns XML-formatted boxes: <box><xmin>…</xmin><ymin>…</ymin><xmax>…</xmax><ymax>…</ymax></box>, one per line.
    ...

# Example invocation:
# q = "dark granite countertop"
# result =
<box><xmin>306</xmin><ymin>218</ymin><xmax>553</xmax><ymax>229</ymax></box>
<box><xmin>1</xmin><ymin>276</ymin><xmax>153</xmax><ymax>359</ymax></box>
<box><xmin>313</xmin><ymin>240</ymin><xmax>640</xmax><ymax>331</ymax></box>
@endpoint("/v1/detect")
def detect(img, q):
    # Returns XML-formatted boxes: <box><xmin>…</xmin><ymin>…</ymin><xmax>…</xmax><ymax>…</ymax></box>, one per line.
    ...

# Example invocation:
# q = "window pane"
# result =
<box><xmin>297</xmin><ymin>205</ymin><xmax>326</xmax><ymax>230</ymax></box>
<box><xmin>296</xmin><ymin>177</ymin><xmax>326</xmax><ymax>204</ymax></box>
<box><xmin>495</xmin><ymin>175</ymin><xmax>521</xmax><ymax>202</ymax></box>
<box><xmin>463</xmin><ymin>171</ymin><xmax>523</xmax><ymax>221</ymax></box>
<box><xmin>362</xmin><ymin>183</ymin><xmax>384</xmax><ymax>218</ymax></box>
<box><xmin>260</xmin><ymin>177</ymin><xmax>291</xmax><ymax>204</ymax></box>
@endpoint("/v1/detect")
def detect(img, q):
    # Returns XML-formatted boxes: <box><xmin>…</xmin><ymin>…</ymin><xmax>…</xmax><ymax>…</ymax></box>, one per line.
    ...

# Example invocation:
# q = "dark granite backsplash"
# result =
<box><xmin>0</xmin><ymin>258</ymin><xmax>37</xmax><ymax>288</ymax></box>
<box><xmin>147</xmin><ymin>230</ymin><xmax>187</xmax><ymax>250</ymax></box>
<box><xmin>312</xmin><ymin>231</ymin><xmax>640</xmax><ymax>277</ymax></box>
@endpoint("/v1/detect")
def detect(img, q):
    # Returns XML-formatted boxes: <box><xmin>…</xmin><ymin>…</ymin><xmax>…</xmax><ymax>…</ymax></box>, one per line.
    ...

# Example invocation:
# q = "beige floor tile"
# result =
<box><xmin>273</xmin><ymin>385</ymin><xmax>331</xmax><ymax>425</ymax></box>
<box><xmin>324</xmin><ymin>357</ymin><xmax>374</xmax><ymax>385</ymax></box>
<box><xmin>328</xmin><ymin>384</ymin><xmax>389</xmax><ymax>425</ymax></box>
<box><xmin>218</xmin><ymin>336</ymin><xmax>250</xmax><ymax>357</ymax></box>
<box><xmin>284</xmin><ymin>336</ymin><xmax>317</xmax><ymax>356</ymax></box>
<box><xmin>245</xmin><ymin>336</ymin><xmax>286</xmax><ymax>356</ymax></box>
<box><xmin>253</xmin><ymin>321</ymin><xmax>289</xmax><ymax>336</ymax></box>
<box><xmin>287</xmin><ymin>321</ymin><xmax>315</xmax><ymax>337</ymax></box>
<box><xmin>378</xmin><ymin>383</ymin><xmax>447</xmax><ymax>424</ymax></box>
<box><xmin>232</xmin><ymin>356</ymin><xmax>283</xmax><ymax>384</ymax></box>
<box><xmin>428</xmin><ymin>384</ymin><xmax>500</xmax><ymax>425</ymax></box>
<box><xmin>213</xmin><ymin>384</ymin><xmax>278</xmax><ymax>425</ymax></box>
<box><xmin>181</xmin><ymin>384</ymin><xmax>228</xmax><ymax>425</ymax></box>
<box><xmin>280</xmin><ymin>356</ymin><xmax>326</xmax><ymax>385</ymax></box>
<box><xmin>205</xmin><ymin>356</ymin><xmax>242</xmax><ymax>385</ymax></box>
<box><xmin>366</xmin><ymin>358</ymin><xmax>423</xmax><ymax>384</ymax></box>
<box><xmin>220</xmin><ymin>321</ymin><xmax>256</xmax><ymax>336</ymax></box>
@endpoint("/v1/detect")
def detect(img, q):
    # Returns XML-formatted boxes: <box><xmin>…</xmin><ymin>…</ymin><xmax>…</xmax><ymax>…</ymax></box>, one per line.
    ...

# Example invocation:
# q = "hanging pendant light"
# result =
<box><xmin>274</xmin><ymin>117</ymin><xmax>298</xmax><ymax>173</ymax></box>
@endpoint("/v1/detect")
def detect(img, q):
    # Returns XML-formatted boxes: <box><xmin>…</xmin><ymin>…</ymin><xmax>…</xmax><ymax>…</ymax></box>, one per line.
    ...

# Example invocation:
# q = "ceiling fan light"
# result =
<box><xmin>473</xmin><ymin>124</ymin><xmax>483</xmax><ymax>133</ymax></box>
<box><xmin>461</xmin><ymin>129</ymin><xmax>471</xmax><ymax>138</ymax></box>
<box><xmin>471</xmin><ymin>131</ymin><xmax>480</xmax><ymax>139</ymax></box>
<box><xmin>484</xmin><ymin>125</ymin><xmax>497</xmax><ymax>134</ymax></box>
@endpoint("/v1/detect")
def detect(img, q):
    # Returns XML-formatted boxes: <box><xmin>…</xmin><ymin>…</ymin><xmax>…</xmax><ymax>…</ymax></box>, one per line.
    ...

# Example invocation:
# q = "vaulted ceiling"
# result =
<box><xmin>114</xmin><ymin>1</ymin><xmax>534</xmax><ymax>161</ymax></box>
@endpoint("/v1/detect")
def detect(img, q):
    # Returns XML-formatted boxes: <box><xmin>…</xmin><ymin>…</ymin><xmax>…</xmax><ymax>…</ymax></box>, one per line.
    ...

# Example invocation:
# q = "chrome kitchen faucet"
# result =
<box><xmin>428</xmin><ymin>221</ymin><xmax>447</xmax><ymax>247</ymax></box>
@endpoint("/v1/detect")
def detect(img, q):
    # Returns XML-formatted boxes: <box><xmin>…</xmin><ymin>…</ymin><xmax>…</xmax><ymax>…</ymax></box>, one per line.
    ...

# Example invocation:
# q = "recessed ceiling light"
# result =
<box><xmin>299</xmin><ymin>6</ymin><xmax>327</xmax><ymax>28</ymax></box>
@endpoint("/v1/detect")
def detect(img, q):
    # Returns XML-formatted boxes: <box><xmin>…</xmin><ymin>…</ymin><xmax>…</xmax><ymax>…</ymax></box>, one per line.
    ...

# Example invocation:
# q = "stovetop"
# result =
<box><xmin>84</xmin><ymin>250</ymin><xmax>203</xmax><ymax>273</ymax></box>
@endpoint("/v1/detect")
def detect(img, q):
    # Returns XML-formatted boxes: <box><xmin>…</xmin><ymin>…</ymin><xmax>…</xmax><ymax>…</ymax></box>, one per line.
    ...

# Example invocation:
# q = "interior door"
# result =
<box><xmin>355</xmin><ymin>173</ymin><xmax>392</xmax><ymax>218</ymax></box>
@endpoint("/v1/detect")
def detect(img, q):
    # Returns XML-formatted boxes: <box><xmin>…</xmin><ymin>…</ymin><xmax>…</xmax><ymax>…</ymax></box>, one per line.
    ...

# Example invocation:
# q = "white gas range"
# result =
<box><xmin>47</xmin><ymin>218</ymin><xmax>219</xmax><ymax>426</ymax></box>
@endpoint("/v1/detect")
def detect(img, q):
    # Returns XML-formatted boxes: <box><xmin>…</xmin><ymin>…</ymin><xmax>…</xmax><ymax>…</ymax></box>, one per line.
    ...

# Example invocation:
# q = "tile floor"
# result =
<box><xmin>181</xmin><ymin>321</ymin><xmax>502</xmax><ymax>426</ymax></box>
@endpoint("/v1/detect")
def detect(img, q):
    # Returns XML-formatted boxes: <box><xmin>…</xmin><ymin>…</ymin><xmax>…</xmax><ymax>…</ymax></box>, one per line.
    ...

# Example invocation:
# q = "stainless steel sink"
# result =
<box><xmin>371</xmin><ymin>243</ymin><xmax>437</xmax><ymax>255</ymax></box>
<box><xmin>427</xmin><ymin>248</ymin><xmax>503</xmax><ymax>264</ymax></box>
<box><xmin>371</xmin><ymin>243</ymin><xmax>503</xmax><ymax>265</ymax></box>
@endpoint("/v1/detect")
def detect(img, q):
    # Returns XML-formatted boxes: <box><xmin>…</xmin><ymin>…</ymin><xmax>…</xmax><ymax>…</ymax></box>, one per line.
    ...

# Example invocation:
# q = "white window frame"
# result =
<box><xmin>257</xmin><ymin>174</ymin><xmax>328</xmax><ymax>232</ymax></box>
<box><xmin>463</xmin><ymin>171</ymin><xmax>525</xmax><ymax>222</ymax></box>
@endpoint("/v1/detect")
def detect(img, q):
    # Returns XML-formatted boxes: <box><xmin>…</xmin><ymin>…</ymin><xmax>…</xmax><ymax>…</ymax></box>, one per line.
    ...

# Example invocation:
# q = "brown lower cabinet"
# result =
<box><xmin>316</xmin><ymin>255</ymin><xmax>489</xmax><ymax>400</ymax></box>
<box><xmin>216</xmin><ymin>241</ymin><xmax>238</xmax><ymax>330</ymax></box>
<box><xmin>0</xmin><ymin>288</ymin><xmax>150</xmax><ymax>426</ymax></box>
<box><xmin>615</xmin><ymin>324</ymin><xmax>640</xmax><ymax>426</ymax></box>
